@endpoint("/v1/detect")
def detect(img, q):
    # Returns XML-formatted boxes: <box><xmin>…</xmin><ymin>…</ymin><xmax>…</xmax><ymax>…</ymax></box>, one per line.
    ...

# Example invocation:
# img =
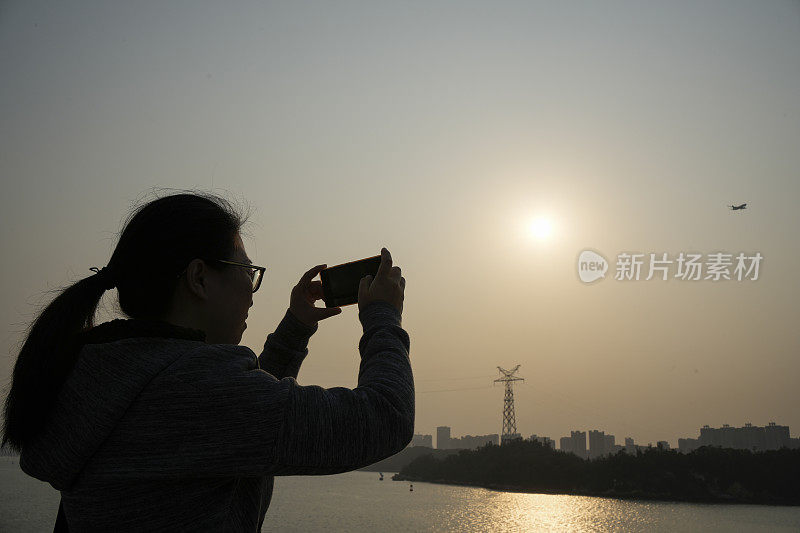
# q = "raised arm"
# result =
<box><xmin>270</xmin><ymin>300</ymin><xmax>413</xmax><ymax>475</ymax></box>
<box><xmin>258</xmin><ymin>261</ymin><xmax>342</xmax><ymax>379</ymax></box>
<box><xmin>268</xmin><ymin>248</ymin><xmax>411</xmax><ymax>473</ymax></box>
<box><xmin>257</xmin><ymin>309</ymin><xmax>318</xmax><ymax>380</ymax></box>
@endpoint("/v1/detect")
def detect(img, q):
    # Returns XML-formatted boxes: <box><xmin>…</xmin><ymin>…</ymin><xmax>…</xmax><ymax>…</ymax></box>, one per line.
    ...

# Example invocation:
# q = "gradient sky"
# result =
<box><xmin>2</xmin><ymin>1</ymin><xmax>799</xmax><ymax>447</ymax></box>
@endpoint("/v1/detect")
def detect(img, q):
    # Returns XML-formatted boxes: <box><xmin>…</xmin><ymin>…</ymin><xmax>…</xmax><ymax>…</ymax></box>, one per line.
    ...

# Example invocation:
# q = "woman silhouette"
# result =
<box><xmin>2</xmin><ymin>191</ymin><xmax>413</xmax><ymax>531</ymax></box>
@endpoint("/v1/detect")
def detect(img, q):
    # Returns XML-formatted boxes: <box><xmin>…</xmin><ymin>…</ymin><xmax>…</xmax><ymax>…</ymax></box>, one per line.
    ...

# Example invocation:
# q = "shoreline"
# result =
<box><xmin>391</xmin><ymin>475</ymin><xmax>800</xmax><ymax>507</ymax></box>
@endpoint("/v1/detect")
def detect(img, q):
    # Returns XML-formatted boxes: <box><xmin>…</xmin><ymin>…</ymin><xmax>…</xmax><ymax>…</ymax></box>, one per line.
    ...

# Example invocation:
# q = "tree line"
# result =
<box><xmin>393</xmin><ymin>438</ymin><xmax>800</xmax><ymax>505</ymax></box>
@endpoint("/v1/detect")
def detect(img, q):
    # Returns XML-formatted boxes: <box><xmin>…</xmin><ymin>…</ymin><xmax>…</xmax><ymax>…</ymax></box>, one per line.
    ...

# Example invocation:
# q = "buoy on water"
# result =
<box><xmin>409</xmin><ymin>484</ymin><xmax>414</xmax><ymax>492</ymax></box>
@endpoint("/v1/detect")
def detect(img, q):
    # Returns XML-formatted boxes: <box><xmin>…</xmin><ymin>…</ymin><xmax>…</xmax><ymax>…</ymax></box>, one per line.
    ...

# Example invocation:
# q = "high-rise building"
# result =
<box><xmin>624</xmin><ymin>437</ymin><xmax>643</xmax><ymax>454</ymax></box>
<box><xmin>571</xmin><ymin>431</ymin><xmax>587</xmax><ymax>458</ymax></box>
<box><xmin>559</xmin><ymin>436</ymin><xmax>573</xmax><ymax>455</ymax></box>
<box><xmin>765</xmin><ymin>422</ymin><xmax>791</xmax><ymax>450</ymax></box>
<box><xmin>436</xmin><ymin>426</ymin><xmax>451</xmax><ymax>450</ymax></box>
<box><xmin>588</xmin><ymin>430</ymin><xmax>606</xmax><ymax>459</ymax></box>
<box><xmin>604</xmin><ymin>434</ymin><xmax>615</xmax><ymax>452</ymax></box>
<box><xmin>695</xmin><ymin>422</ymin><xmax>791</xmax><ymax>452</ymax></box>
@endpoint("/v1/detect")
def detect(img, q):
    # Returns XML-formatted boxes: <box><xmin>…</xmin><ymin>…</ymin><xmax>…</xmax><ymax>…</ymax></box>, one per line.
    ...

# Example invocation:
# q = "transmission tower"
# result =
<box><xmin>495</xmin><ymin>365</ymin><xmax>524</xmax><ymax>444</ymax></box>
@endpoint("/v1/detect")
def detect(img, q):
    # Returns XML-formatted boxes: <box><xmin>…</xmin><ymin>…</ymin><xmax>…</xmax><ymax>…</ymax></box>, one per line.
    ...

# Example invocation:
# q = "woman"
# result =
<box><xmin>2</xmin><ymin>192</ymin><xmax>413</xmax><ymax>531</ymax></box>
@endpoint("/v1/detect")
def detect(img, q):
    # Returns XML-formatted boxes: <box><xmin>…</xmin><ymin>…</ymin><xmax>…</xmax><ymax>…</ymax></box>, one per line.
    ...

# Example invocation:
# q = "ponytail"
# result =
<box><xmin>2</xmin><ymin>272</ymin><xmax>110</xmax><ymax>452</ymax></box>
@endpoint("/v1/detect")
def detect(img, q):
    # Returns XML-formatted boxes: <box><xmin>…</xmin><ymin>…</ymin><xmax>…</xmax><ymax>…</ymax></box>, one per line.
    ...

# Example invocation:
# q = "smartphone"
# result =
<box><xmin>320</xmin><ymin>255</ymin><xmax>382</xmax><ymax>307</ymax></box>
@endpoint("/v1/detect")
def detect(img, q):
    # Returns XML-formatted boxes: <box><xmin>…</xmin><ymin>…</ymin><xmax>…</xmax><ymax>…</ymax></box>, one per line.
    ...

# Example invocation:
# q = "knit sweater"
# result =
<box><xmin>19</xmin><ymin>301</ymin><xmax>414</xmax><ymax>532</ymax></box>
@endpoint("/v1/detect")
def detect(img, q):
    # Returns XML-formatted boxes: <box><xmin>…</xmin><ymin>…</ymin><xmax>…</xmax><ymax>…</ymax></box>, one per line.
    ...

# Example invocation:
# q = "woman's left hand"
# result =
<box><xmin>289</xmin><ymin>264</ymin><xmax>342</xmax><ymax>327</ymax></box>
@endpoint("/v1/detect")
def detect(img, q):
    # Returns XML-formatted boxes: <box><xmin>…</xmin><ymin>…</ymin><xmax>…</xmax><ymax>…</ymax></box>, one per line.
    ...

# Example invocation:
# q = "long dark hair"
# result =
<box><xmin>1</xmin><ymin>190</ymin><xmax>249</xmax><ymax>452</ymax></box>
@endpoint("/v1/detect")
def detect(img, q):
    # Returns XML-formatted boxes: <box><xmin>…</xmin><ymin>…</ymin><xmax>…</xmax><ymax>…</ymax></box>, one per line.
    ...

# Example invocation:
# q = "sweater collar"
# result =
<box><xmin>77</xmin><ymin>318</ymin><xmax>206</xmax><ymax>345</ymax></box>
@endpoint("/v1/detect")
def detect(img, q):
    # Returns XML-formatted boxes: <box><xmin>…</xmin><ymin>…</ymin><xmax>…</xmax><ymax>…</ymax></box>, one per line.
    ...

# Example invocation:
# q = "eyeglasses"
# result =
<box><xmin>176</xmin><ymin>259</ymin><xmax>266</xmax><ymax>293</ymax></box>
<box><xmin>215</xmin><ymin>259</ymin><xmax>266</xmax><ymax>293</ymax></box>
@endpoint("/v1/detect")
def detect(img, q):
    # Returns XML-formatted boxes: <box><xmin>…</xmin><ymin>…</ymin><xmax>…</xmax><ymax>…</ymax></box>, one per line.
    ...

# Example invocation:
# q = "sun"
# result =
<box><xmin>528</xmin><ymin>217</ymin><xmax>553</xmax><ymax>241</ymax></box>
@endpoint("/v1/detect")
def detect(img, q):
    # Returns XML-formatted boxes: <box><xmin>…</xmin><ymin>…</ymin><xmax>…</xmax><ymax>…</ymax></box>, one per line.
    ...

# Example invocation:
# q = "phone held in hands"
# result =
<box><xmin>320</xmin><ymin>255</ymin><xmax>381</xmax><ymax>307</ymax></box>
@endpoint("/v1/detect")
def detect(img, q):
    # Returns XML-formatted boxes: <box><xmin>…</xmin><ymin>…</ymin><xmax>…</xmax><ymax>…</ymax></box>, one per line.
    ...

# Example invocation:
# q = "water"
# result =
<box><xmin>3</xmin><ymin>457</ymin><xmax>799</xmax><ymax>532</ymax></box>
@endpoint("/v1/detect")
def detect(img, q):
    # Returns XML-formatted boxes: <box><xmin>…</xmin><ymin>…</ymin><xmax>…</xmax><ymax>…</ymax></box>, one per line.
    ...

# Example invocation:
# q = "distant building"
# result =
<box><xmin>450</xmin><ymin>434</ymin><xmax>499</xmax><ymax>450</ymax></box>
<box><xmin>678</xmin><ymin>438</ymin><xmax>699</xmax><ymax>453</ymax></box>
<box><xmin>571</xmin><ymin>431</ymin><xmax>587</xmax><ymax>458</ymax></box>
<box><xmin>656</xmin><ymin>440</ymin><xmax>670</xmax><ymax>450</ymax></box>
<box><xmin>588</xmin><ymin>430</ymin><xmax>606</xmax><ymax>459</ymax></box>
<box><xmin>621</xmin><ymin>437</ymin><xmax>648</xmax><ymax>455</ymax></box>
<box><xmin>604</xmin><ymin>434</ymin><xmax>615</xmax><ymax>453</ymax></box>
<box><xmin>765</xmin><ymin>422</ymin><xmax>791</xmax><ymax>450</ymax></box>
<box><xmin>560</xmin><ymin>436</ymin><xmax>573</xmax><ymax>454</ymax></box>
<box><xmin>410</xmin><ymin>434</ymin><xmax>433</xmax><ymax>448</ymax></box>
<box><xmin>434</xmin><ymin>428</ymin><xmax>498</xmax><ymax>450</ymax></box>
<box><xmin>501</xmin><ymin>433</ymin><xmax>522</xmax><ymax>445</ymax></box>
<box><xmin>623</xmin><ymin>437</ymin><xmax>636</xmax><ymax>454</ymax></box>
<box><xmin>436</xmin><ymin>426</ymin><xmax>451</xmax><ymax>450</ymax></box>
<box><xmin>584</xmin><ymin>431</ymin><xmax>619</xmax><ymax>458</ymax></box>
<box><xmin>679</xmin><ymin>422</ymin><xmax>792</xmax><ymax>453</ymax></box>
<box><xmin>528</xmin><ymin>435</ymin><xmax>555</xmax><ymax>449</ymax></box>
<box><xmin>559</xmin><ymin>431</ymin><xmax>587</xmax><ymax>458</ymax></box>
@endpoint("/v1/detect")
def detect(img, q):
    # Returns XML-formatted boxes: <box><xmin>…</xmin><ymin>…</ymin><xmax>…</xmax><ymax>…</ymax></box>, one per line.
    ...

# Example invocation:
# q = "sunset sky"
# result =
<box><xmin>2</xmin><ymin>1</ymin><xmax>798</xmax><ymax>447</ymax></box>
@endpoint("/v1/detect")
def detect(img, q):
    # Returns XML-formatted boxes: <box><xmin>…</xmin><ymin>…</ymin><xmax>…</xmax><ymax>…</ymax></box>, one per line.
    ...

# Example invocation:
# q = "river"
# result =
<box><xmin>2</xmin><ymin>457</ymin><xmax>798</xmax><ymax>531</ymax></box>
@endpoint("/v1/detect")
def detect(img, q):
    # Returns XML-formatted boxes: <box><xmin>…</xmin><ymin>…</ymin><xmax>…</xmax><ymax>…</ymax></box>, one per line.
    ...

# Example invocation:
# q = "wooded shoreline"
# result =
<box><xmin>390</xmin><ymin>439</ymin><xmax>800</xmax><ymax>506</ymax></box>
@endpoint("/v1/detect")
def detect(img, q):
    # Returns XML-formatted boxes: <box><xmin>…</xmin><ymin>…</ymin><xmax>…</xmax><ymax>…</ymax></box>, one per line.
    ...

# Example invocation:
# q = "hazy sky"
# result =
<box><xmin>2</xmin><ymin>1</ymin><xmax>799</xmax><ymax>447</ymax></box>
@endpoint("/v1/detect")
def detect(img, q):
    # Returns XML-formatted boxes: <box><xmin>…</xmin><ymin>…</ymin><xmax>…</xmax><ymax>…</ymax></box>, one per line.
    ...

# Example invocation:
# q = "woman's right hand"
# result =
<box><xmin>358</xmin><ymin>248</ymin><xmax>405</xmax><ymax>315</ymax></box>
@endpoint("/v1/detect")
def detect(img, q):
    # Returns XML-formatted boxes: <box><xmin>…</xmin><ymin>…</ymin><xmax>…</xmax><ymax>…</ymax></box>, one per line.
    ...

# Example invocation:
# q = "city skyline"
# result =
<box><xmin>414</xmin><ymin>420</ymin><xmax>797</xmax><ymax>454</ymax></box>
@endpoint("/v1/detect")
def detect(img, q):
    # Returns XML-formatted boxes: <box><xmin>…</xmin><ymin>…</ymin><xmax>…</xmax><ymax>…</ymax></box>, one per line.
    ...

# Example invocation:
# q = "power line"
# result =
<box><xmin>416</xmin><ymin>375</ymin><xmax>495</xmax><ymax>383</ymax></box>
<box><xmin>417</xmin><ymin>385</ymin><xmax>494</xmax><ymax>394</ymax></box>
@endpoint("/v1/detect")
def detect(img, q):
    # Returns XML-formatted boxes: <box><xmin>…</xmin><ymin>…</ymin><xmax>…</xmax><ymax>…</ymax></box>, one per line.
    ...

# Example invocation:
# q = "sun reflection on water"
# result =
<box><xmin>427</xmin><ymin>487</ymin><xmax>677</xmax><ymax>531</ymax></box>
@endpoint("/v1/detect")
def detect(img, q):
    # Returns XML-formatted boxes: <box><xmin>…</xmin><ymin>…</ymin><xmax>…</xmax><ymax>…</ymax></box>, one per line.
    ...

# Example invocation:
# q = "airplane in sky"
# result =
<box><xmin>728</xmin><ymin>203</ymin><xmax>747</xmax><ymax>210</ymax></box>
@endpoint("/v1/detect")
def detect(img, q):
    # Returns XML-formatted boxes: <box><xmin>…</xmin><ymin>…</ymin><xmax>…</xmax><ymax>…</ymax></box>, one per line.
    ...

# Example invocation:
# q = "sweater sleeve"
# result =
<box><xmin>271</xmin><ymin>300</ymin><xmax>414</xmax><ymax>475</ymax></box>
<box><xmin>257</xmin><ymin>309</ymin><xmax>318</xmax><ymax>379</ymax></box>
